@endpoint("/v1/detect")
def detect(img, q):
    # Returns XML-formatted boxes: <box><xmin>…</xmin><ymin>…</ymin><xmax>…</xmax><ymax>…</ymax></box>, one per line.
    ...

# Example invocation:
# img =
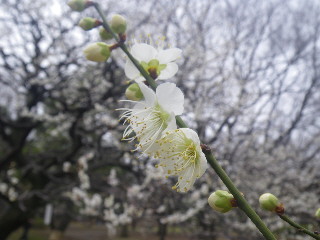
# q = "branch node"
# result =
<box><xmin>200</xmin><ymin>143</ymin><xmax>211</xmax><ymax>153</ymax></box>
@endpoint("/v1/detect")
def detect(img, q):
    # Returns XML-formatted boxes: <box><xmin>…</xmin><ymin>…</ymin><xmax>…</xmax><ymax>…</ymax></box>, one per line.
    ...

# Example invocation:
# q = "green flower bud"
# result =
<box><xmin>83</xmin><ymin>42</ymin><xmax>110</xmax><ymax>62</ymax></box>
<box><xmin>259</xmin><ymin>193</ymin><xmax>279</xmax><ymax>212</ymax></box>
<box><xmin>67</xmin><ymin>0</ymin><xmax>90</xmax><ymax>12</ymax></box>
<box><xmin>208</xmin><ymin>190</ymin><xmax>235</xmax><ymax>213</ymax></box>
<box><xmin>125</xmin><ymin>83</ymin><xmax>143</xmax><ymax>101</ymax></box>
<box><xmin>99</xmin><ymin>28</ymin><xmax>113</xmax><ymax>40</ymax></box>
<box><xmin>79</xmin><ymin>17</ymin><xmax>100</xmax><ymax>31</ymax></box>
<box><xmin>315</xmin><ymin>208</ymin><xmax>320</xmax><ymax>219</ymax></box>
<box><xmin>110</xmin><ymin>14</ymin><xmax>127</xmax><ymax>34</ymax></box>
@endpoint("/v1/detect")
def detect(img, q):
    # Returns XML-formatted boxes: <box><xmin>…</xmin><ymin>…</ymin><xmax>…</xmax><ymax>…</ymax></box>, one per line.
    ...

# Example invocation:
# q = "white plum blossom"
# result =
<box><xmin>66</xmin><ymin>188</ymin><xmax>103</xmax><ymax>216</ymax></box>
<box><xmin>65</xmin><ymin>187</ymin><xmax>87</xmax><ymax>207</ymax></box>
<box><xmin>7</xmin><ymin>169</ymin><xmax>19</xmax><ymax>185</ymax></box>
<box><xmin>78</xmin><ymin>170</ymin><xmax>90</xmax><ymax>189</ymax></box>
<box><xmin>125</xmin><ymin>43</ymin><xmax>182</xmax><ymax>81</ymax></box>
<box><xmin>120</xmin><ymin>82</ymin><xmax>184</xmax><ymax>153</ymax></box>
<box><xmin>8</xmin><ymin>187</ymin><xmax>18</xmax><ymax>201</ymax></box>
<box><xmin>81</xmin><ymin>193</ymin><xmax>103</xmax><ymax>216</ymax></box>
<box><xmin>200</xmin><ymin>184</ymin><xmax>209</xmax><ymax>195</ymax></box>
<box><xmin>0</xmin><ymin>183</ymin><xmax>8</xmax><ymax>195</ymax></box>
<box><xmin>156</xmin><ymin>205</ymin><xmax>166</xmax><ymax>213</ymax></box>
<box><xmin>63</xmin><ymin>162</ymin><xmax>71</xmax><ymax>172</ymax></box>
<box><xmin>108</xmin><ymin>169</ymin><xmax>119</xmax><ymax>186</ymax></box>
<box><xmin>153</xmin><ymin>128</ymin><xmax>207</xmax><ymax>192</ymax></box>
<box><xmin>78</xmin><ymin>151</ymin><xmax>94</xmax><ymax>170</ymax></box>
<box><xmin>104</xmin><ymin>195</ymin><xmax>114</xmax><ymax>208</ymax></box>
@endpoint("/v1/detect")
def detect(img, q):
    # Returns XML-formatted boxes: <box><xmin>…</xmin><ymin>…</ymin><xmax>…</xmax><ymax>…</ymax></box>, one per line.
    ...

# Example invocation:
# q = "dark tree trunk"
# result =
<box><xmin>0</xmin><ymin>194</ymin><xmax>45</xmax><ymax>240</ymax></box>
<box><xmin>196</xmin><ymin>211</ymin><xmax>217</xmax><ymax>240</ymax></box>
<box><xmin>49</xmin><ymin>200</ymin><xmax>73</xmax><ymax>240</ymax></box>
<box><xmin>0</xmin><ymin>204</ymin><xmax>29</xmax><ymax>240</ymax></box>
<box><xmin>120</xmin><ymin>224</ymin><xmax>129</xmax><ymax>238</ymax></box>
<box><xmin>157</xmin><ymin>221</ymin><xmax>167</xmax><ymax>240</ymax></box>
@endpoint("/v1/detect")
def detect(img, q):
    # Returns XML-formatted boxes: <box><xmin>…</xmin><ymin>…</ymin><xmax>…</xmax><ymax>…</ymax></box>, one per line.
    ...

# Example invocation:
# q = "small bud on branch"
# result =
<box><xmin>208</xmin><ymin>190</ymin><xmax>236</xmax><ymax>213</ymax></box>
<box><xmin>125</xmin><ymin>83</ymin><xmax>143</xmax><ymax>101</ymax></box>
<box><xmin>259</xmin><ymin>193</ymin><xmax>284</xmax><ymax>214</ymax></box>
<box><xmin>83</xmin><ymin>42</ymin><xmax>110</xmax><ymax>62</ymax></box>
<box><xmin>110</xmin><ymin>14</ymin><xmax>127</xmax><ymax>34</ymax></box>
<box><xmin>99</xmin><ymin>28</ymin><xmax>113</xmax><ymax>40</ymax></box>
<box><xmin>79</xmin><ymin>17</ymin><xmax>102</xmax><ymax>31</ymax></box>
<box><xmin>67</xmin><ymin>0</ymin><xmax>93</xmax><ymax>12</ymax></box>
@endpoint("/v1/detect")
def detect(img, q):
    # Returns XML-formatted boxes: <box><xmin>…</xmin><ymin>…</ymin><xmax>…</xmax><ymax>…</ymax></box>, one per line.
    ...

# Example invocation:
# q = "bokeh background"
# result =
<box><xmin>0</xmin><ymin>0</ymin><xmax>319</xmax><ymax>239</ymax></box>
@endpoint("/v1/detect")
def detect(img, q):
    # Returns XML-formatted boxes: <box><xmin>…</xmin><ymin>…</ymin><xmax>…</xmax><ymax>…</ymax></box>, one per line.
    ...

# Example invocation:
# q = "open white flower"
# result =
<box><xmin>125</xmin><ymin>43</ymin><xmax>182</xmax><ymax>82</ymax></box>
<box><xmin>120</xmin><ymin>82</ymin><xmax>184</xmax><ymax>153</ymax></box>
<box><xmin>153</xmin><ymin>128</ymin><xmax>207</xmax><ymax>192</ymax></box>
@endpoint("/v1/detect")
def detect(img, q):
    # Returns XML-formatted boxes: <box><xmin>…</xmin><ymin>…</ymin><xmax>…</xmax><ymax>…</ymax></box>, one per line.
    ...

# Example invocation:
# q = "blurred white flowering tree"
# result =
<box><xmin>0</xmin><ymin>0</ymin><xmax>319</xmax><ymax>240</ymax></box>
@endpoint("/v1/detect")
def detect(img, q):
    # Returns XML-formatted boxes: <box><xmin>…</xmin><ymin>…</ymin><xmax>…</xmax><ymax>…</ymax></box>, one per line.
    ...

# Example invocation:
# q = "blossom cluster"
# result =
<box><xmin>67</xmin><ymin>2</ymin><xmax>207</xmax><ymax>193</ymax></box>
<box><xmin>120</xmin><ymin>43</ymin><xmax>207</xmax><ymax>192</ymax></box>
<box><xmin>66</xmin><ymin>186</ymin><xmax>137</xmax><ymax>237</ymax></box>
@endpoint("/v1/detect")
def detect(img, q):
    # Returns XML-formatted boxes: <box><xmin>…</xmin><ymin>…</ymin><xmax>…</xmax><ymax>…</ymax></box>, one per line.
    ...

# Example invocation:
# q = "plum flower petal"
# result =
<box><xmin>131</xmin><ymin>43</ymin><xmax>157</xmax><ymax>62</ymax></box>
<box><xmin>158</xmin><ymin>63</ymin><xmax>178</xmax><ymax>80</ymax></box>
<box><xmin>120</xmin><ymin>82</ymin><xmax>184</xmax><ymax>153</ymax></box>
<box><xmin>157</xmin><ymin>48</ymin><xmax>182</xmax><ymax>64</ymax></box>
<box><xmin>125</xmin><ymin>43</ymin><xmax>182</xmax><ymax>81</ymax></box>
<box><xmin>153</xmin><ymin>128</ymin><xmax>207</xmax><ymax>192</ymax></box>
<box><xmin>125</xmin><ymin>60</ymin><xmax>140</xmax><ymax>80</ymax></box>
<box><xmin>156</xmin><ymin>82</ymin><xmax>184</xmax><ymax>115</ymax></box>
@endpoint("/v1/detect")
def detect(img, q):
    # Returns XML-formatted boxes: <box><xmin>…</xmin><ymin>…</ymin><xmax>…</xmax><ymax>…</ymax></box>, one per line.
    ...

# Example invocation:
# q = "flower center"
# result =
<box><xmin>153</xmin><ymin>104</ymin><xmax>170</xmax><ymax>126</ymax></box>
<box><xmin>141</xmin><ymin>59</ymin><xmax>166</xmax><ymax>79</ymax></box>
<box><xmin>182</xmin><ymin>141</ymin><xmax>198</xmax><ymax>163</ymax></box>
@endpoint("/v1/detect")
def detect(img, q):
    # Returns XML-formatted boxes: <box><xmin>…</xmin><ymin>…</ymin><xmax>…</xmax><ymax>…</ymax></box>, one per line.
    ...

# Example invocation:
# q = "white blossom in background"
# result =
<box><xmin>120</xmin><ymin>82</ymin><xmax>184</xmax><ymax>153</ymax></box>
<box><xmin>66</xmin><ymin>187</ymin><xmax>87</xmax><ymax>206</ymax></box>
<box><xmin>200</xmin><ymin>183</ymin><xmax>209</xmax><ymax>195</ymax></box>
<box><xmin>127</xmin><ymin>185</ymin><xmax>144</xmax><ymax>199</ymax></box>
<box><xmin>108</xmin><ymin>169</ymin><xmax>119</xmax><ymax>186</ymax></box>
<box><xmin>66</xmin><ymin>188</ymin><xmax>102</xmax><ymax>216</ymax></box>
<box><xmin>153</xmin><ymin>128</ymin><xmax>207</xmax><ymax>192</ymax></box>
<box><xmin>160</xmin><ymin>200</ymin><xmax>207</xmax><ymax>224</ymax></box>
<box><xmin>78</xmin><ymin>171</ymin><xmax>90</xmax><ymax>190</ymax></box>
<box><xmin>78</xmin><ymin>151</ymin><xmax>94</xmax><ymax>170</ymax></box>
<box><xmin>7</xmin><ymin>169</ymin><xmax>19</xmax><ymax>185</ymax></box>
<box><xmin>62</xmin><ymin>162</ymin><xmax>71</xmax><ymax>172</ymax></box>
<box><xmin>104</xmin><ymin>195</ymin><xmax>114</xmax><ymax>208</ymax></box>
<box><xmin>8</xmin><ymin>187</ymin><xmax>18</xmax><ymax>201</ymax></box>
<box><xmin>104</xmin><ymin>208</ymin><xmax>132</xmax><ymax>225</ymax></box>
<box><xmin>106</xmin><ymin>223</ymin><xmax>117</xmax><ymax>237</ymax></box>
<box><xmin>125</xmin><ymin>42</ymin><xmax>182</xmax><ymax>82</ymax></box>
<box><xmin>77</xmin><ymin>152</ymin><xmax>94</xmax><ymax>190</ymax></box>
<box><xmin>81</xmin><ymin>193</ymin><xmax>102</xmax><ymax>216</ymax></box>
<box><xmin>0</xmin><ymin>183</ymin><xmax>8</xmax><ymax>194</ymax></box>
<box><xmin>20</xmin><ymin>107</ymin><xmax>66</xmax><ymax>123</ymax></box>
<box><xmin>156</xmin><ymin>205</ymin><xmax>166</xmax><ymax>213</ymax></box>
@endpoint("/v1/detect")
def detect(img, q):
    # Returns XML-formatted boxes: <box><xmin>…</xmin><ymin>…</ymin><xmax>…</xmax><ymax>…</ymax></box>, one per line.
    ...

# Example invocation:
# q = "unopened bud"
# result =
<box><xmin>125</xmin><ymin>83</ymin><xmax>143</xmax><ymax>101</ymax></box>
<box><xmin>208</xmin><ymin>190</ymin><xmax>235</xmax><ymax>213</ymax></box>
<box><xmin>110</xmin><ymin>14</ymin><xmax>127</xmax><ymax>34</ymax></box>
<box><xmin>315</xmin><ymin>208</ymin><xmax>320</xmax><ymax>219</ymax></box>
<box><xmin>259</xmin><ymin>193</ymin><xmax>280</xmax><ymax>212</ymax></box>
<box><xmin>67</xmin><ymin>0</ymin><xmax>91</xmax><ymax>12</ymax></box>
<box><xmin>79</xmin><ymin>17</ymin><xmax>101</xmax><ymax>31</ymax></box>
<box><xmin>99</xmin><ymin>28</ymin><xmax>113</xmax><ymax>40</ymax></box>
<box><xmin>83</xmin><ymin>42</ymin><xmax>110</xmax><ymax>62</ymax></box>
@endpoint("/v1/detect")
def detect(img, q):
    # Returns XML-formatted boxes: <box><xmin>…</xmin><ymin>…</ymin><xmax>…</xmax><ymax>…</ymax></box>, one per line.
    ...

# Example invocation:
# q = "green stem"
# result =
<box><xmin>93</xmin><ymin>3</ymin><xmax>119</xmax><ymax>42</ymax></box>
<box><xmin>93</xmin><ymin>2</ymin><xmax>157</xmax><ymax>90</ymax></box>
<box><xmin>204</xmin><ymin>152</ymin><xmax>277</xmax><ymax>240</ymax></box>
<box><xmin>93</xmin><ymin>3</ymin><xmax>277</xmax><ymax>240</ymax></box>
<box><xmin>278</xmin><ymin>215</ymin><xmax>320</xmax><ymax>239</ymax></box>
